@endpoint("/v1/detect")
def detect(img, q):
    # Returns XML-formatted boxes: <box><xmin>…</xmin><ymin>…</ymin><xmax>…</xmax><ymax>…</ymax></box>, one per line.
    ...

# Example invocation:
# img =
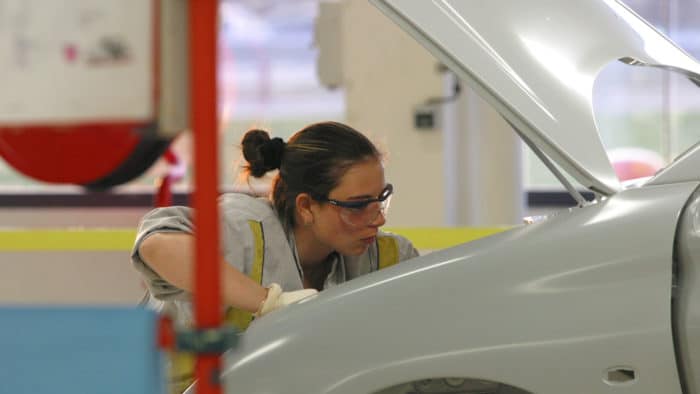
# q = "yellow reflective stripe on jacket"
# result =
<box><xmin>225</xmin><ymin>220</ymin><xmax>265</xmax><ymax>331</ymax></box>
<box><xmin>377</xmin><ymin>235</ymin><xmax>399</xmax><ymax>269</ymax></box>
<box><xmin>168</xmin><ymin>353</ymin><xmax>196</xmax><ymax>394</ymax></box>
<box><xmin>170</xmin><ymin>220</ymin><xmax>265</xmax><ymax>394</ymax></box>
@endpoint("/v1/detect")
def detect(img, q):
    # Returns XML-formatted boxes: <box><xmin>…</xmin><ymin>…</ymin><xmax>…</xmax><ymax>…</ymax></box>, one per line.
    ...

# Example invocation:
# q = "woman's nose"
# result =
<box><xmin>370</xmin><ymin>209</ymin><xmax>386</xmax><ymax>227</ymax></box>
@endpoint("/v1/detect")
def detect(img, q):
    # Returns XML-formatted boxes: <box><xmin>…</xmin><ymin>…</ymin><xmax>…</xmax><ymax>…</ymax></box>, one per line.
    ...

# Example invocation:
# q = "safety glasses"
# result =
<box><xmin>319</xmin><ymin>184</ymin><xmax>393</xmax><ymax>227</ymax></box>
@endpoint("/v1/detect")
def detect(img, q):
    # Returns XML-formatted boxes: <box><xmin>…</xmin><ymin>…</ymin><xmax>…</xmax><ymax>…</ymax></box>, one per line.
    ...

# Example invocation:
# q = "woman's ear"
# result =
<box><xmin>295</xmin><ymin>193</ymin><xmax>315</xmax><ymax>226</ymax></box>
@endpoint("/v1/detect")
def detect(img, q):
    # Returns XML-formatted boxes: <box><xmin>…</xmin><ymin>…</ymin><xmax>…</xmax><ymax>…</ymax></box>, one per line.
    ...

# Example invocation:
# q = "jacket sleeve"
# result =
<box><xmin>130</xmin><ymin>206</ymin><xmax>195</xmax><ymax>300</ymax></box>
<box><xmin>131</xmin><ymin>205</ymin><xmax>253</xmax><ymax>301</ymax></box>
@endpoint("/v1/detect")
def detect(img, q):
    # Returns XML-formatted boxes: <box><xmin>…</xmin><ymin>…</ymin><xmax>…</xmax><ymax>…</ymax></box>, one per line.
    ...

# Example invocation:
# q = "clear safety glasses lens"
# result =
<box><xmin>321</xmin><ymin>184</ymin><xmax>394</xmax><ymax>227</ymax></box>
<box><xmin>338</xmin><ymin>195</ymin><xmax>391</xmax><ymax>227</ymax></box>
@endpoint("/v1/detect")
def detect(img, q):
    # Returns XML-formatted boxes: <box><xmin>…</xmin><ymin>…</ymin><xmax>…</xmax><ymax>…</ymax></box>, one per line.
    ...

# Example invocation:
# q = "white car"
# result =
<box><xmin>195</xmin><ymin>1</ymin><xmax>700</xmax><ymax>393</ymax></box>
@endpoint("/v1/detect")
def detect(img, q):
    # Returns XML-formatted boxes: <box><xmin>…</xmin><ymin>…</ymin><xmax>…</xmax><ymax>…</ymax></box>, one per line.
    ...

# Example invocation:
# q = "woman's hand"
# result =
<box><xmin>255</xmin><ymin>283</ymin><xmax>318</xmax><ymax>317</ymax></box>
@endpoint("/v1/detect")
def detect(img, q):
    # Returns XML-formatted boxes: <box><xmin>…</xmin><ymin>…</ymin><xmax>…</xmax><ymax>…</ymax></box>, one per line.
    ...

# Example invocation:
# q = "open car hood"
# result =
<box><xmin>371</xmin><ymin>0</ymin><xmax>700</xmax><ymax>196</ymax></box>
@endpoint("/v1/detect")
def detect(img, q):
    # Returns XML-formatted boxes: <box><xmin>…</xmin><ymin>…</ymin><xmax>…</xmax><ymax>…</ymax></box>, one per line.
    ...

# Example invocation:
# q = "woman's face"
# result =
<box><xmin>310</xmin><ymin>157</ymin><xmax>389</xmax><ymax>256</ymax></box>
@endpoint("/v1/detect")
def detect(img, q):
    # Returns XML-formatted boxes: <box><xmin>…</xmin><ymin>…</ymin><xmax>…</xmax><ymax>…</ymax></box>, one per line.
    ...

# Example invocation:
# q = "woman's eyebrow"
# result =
<box><xmin>344</xmin><ymin>185</ymin><xmax>389</xmax><ymax>200</ymax></box>
<box><xmin>345</xmin><ymin>194</ymin><xmax>373</xmax><ymax>200</ymax></box>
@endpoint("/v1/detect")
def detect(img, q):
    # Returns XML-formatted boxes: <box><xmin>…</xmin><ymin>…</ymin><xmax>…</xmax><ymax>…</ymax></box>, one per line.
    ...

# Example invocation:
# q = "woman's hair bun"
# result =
<box><xmin>241</xmin><ymin>128</ymin><xmax>286</xmax><ymax>177</ymax></box>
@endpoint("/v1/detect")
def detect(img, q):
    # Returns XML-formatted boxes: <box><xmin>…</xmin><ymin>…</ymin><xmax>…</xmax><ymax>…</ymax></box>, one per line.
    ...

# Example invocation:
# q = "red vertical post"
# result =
<box><xmin>189</xmin><ymin>1</ymin><xmax>221</xmax><ymax>394</ymax></box>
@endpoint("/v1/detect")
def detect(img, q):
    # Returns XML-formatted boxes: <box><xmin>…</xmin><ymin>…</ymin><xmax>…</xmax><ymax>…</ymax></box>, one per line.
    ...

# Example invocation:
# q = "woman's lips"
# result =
<box><xmin>361</xmin><ymin>236</ymin><xmax>376</xmax><ymax>244</ymax></box>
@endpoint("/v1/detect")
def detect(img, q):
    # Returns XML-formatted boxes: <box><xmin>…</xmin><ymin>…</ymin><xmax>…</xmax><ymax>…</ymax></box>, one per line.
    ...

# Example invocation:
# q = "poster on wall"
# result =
<box><xmin>0</xmin><ymin>0</ymin><xmax>153</xmax><ymax>125</ymax></box>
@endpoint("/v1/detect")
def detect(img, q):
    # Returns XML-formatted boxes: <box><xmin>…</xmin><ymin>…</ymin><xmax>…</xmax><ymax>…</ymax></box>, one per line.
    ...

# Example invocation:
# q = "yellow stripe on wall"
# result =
<box><xmin>0</xmin><ymin>229</ymin><xmax>136</xmax><ymax>251</ymax></box>
<box><xmin>385</xmin><ymin>227</ymin><xmax>509</xmax><ymax>250</ymax></box>
<box><xmin>0</xmin><ymin>227</ymin><xmax>509</xmax><ymax>252</ymax></box>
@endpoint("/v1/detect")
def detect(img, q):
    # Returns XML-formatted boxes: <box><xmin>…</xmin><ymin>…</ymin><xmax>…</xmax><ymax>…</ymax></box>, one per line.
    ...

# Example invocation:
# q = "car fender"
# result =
<box><xmin>219</xmin><ymin>182</ymin><xmax>698</xmax><ymax>394</ymax></box>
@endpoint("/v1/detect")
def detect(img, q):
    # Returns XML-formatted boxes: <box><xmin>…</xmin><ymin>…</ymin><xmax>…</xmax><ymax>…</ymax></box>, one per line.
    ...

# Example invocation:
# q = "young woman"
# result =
<box><xmin>132</xmin><ymin>120</ymin><xmax>418</xmax><ymax>324</ymax></box>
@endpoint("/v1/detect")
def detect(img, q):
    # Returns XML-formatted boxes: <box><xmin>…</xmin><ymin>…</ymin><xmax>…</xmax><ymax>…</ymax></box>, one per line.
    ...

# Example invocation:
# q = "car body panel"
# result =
<box><xmin>647</xmin><ymin>143</ymin><xmax>700</xmax><ymax>186</ymax></box>
<box><xmin>370</xmin><ymin>0</ymin><xmax>700</xmax><ymax>196</ymax></box>
<box><xmin>218</xmin><ymin>181</ymin><xmax>697</xmax><ymax>393</ymax></box>
<box><xmin>675</xmin><ymin>186</ymin><xmax>700</xmax><ymax>393</ymax></box>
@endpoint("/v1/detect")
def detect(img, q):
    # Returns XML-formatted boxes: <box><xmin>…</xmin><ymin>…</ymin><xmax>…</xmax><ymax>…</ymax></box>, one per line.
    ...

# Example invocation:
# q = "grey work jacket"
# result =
<box><xmin>131</xmin><ymin>193</ymin><xmax>419</xmax><ymax>326</ymax></box>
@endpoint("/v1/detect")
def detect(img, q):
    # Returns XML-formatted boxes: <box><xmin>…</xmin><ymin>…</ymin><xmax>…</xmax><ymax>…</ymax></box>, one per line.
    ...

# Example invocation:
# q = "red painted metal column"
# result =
<box><xmin>189</xmin><ymin>1</ymin><xmax>221</xmax><ymax>394</ymax></box>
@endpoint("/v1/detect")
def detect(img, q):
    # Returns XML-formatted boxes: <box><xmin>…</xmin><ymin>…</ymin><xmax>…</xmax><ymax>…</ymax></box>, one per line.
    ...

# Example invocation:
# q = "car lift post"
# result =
<box><xmin>190</xmin><ymin>1</ymin><xmax>224</xmax><ymax>393</ymax></box>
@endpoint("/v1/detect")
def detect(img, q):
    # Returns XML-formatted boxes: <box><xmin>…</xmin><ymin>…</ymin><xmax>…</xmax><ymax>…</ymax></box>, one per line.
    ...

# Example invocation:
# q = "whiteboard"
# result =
<box><xmin>0</xmin><ymin>0</ymin><xmax>153</xmax><ymax>125</ymax></box>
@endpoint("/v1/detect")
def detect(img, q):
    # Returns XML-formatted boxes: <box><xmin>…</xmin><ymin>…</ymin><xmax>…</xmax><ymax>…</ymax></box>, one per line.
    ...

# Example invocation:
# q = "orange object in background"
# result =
<box><xmin>154</xmin><ymin>148</ymin><xmax>186</xmax><ymax>207</ymax></box>
<box><xmin>608</xmin><ymin>147</ymin><xmax>666</xmax><ymax>181</ymax></box>
<box><xmin>0</xmin><ymin>123</ymin><xmax>171</xmax><ymax>190</ymax></box>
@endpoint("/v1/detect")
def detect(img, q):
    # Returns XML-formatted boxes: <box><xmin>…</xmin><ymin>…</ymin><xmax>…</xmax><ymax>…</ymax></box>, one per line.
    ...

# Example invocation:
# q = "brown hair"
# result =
<box><xmin>241</xmin><ymin>121</ymin><xmax>381</xmax><ymax>227</ymax></box>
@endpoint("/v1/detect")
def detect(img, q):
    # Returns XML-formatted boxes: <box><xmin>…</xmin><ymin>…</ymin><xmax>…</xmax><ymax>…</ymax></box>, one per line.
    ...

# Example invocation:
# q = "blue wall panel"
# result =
<box><xmin>0</xmin><ymin>307</ymin><xmax>164</xmax><ymax>394</ymax></box>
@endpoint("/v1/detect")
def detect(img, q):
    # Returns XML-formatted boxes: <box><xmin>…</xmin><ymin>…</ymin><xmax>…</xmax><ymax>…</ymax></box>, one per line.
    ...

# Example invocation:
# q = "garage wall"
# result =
<box><xmin>1</xmin><ymin>208</ymin><xmax>149</xmax><ymax>305</ymax></box>
<box><xmin>327</xmin><ymin>0</ymin><xmax>525</xmax><ymax>227</ymax></box>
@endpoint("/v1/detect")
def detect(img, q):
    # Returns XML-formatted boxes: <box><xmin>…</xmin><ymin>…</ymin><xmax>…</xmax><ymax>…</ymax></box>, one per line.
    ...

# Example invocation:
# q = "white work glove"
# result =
<box><xmin>255</xmin><ymin>283</ymin><xmax>318</xmax><ymax>317</ymax></box>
